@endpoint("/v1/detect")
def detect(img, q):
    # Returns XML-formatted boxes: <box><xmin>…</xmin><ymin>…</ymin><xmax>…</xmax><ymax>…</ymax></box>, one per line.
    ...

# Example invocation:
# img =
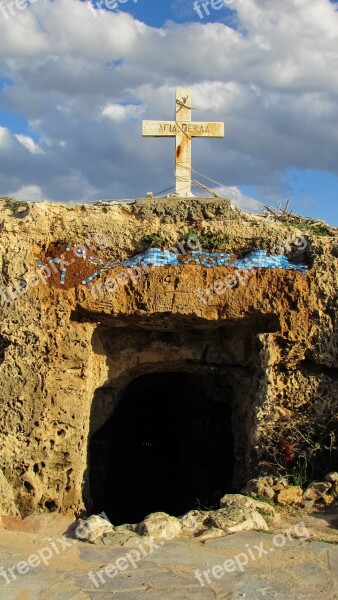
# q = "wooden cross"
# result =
<box><xmin>142</xmin><ymin>88</ymin><xmax>224</xmax><ymax>196</ymax></box>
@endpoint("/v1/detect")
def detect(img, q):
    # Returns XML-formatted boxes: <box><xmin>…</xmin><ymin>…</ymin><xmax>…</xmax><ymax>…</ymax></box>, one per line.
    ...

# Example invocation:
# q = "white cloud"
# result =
<box><xmin>101</xmin><ymin>103</ymin><xmax>144</xmax><ymax>121</ymax></box>
<box><xmin>0</xmin><ymin>0</ymin><xmax>336</xmax><ymax>220</ymax></box>
<box><xmin>10</xmin><ymin>185</ymin><xmax>45</xmax><ymax>202</ymax></box>
<box><xmin>0</xmin><ymin>126</ymin><xmax>11</xmax><ymax>149</ymax></box>
<box><xmin>15</xmin><ymin>134</ymin><xmax>43</xmax><ymax>154</ymax></box>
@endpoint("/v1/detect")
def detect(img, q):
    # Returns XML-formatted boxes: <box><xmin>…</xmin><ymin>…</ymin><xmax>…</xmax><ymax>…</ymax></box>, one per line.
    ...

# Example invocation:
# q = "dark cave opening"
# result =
<box><xmin>89</xmin><ymin>372</ymin><xmax>234</xmax><ymax>525</ymax></box>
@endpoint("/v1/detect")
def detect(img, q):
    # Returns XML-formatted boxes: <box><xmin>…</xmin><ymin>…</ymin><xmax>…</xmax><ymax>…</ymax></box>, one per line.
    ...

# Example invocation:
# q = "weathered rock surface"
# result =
<box><xmin>0</xmin><ymin>470</ymin><xmax>19</xmax><ymax>516</ymax></box>
<box><xmin>137</xmin><ymin>512</ymin><xmax>182</xmax><ymax>539</ymax></box>
<box><xmin>242</xmin><ymin>476</ymin><xmax>276</xmax><ymax>500</ymax></box>
<box><xmin>219</xmin><ymin>494</ymin><xmax>276</xmax><ymax>516</ymax></box>
<box><xmin>303</xmin><ymin>482</ymin><xmax>332</xmax><ymax>503</ymax></box>
<box><xmin>325</xmin><ymin>472</ymin><xmax>338</xmax><ymax>482</ymax></box>
<box><xmin>75</xmin><ymin>514</ymin><xmax>115</xmax><ymax>543</ymax></box>
<box><xmin>0</xmin><ymin>196</ymin><xmax>337</xmax><ymax>517</ymax></box>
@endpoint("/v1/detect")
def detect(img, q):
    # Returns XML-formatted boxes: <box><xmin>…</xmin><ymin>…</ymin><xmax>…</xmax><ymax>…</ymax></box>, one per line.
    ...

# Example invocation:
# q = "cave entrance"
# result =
<box><xmin>89</xmin><ymin>372</ymin><xmax>234</xmax><ymax>525</ymax></box>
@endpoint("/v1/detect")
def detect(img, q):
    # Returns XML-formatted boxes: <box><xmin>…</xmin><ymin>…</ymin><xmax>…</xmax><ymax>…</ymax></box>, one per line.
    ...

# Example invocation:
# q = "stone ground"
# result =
<box><xmin>0</xmin><ymin>510</ymin><xmax>337</xmax><ymax>600</ymax></box>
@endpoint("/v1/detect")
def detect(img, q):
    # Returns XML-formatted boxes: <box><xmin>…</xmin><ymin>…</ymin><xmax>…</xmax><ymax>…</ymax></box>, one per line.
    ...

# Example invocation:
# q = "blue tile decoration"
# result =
<box><xmin>82</xmin><ymin>270</ymin><xmax>103</xmax><ymax>285</ymax></box>
<box><xmin>36</xmin><ymin>246</ymin><xmax>307</xmax><ymax>289</ymax></box>
<box><xmin>121</xmin><ymin>248</ymin><xmax>307</xmax><ymax>273</ymax></box>
<box><xmin>122</xmin><ymin>248</ymin><xmax>179</xmax><ymax>267</ymax></box>
<box><xmin>231</xmin><ymin>249</ymin><xmax>307</xmax><ymax>274</ymax></box>
<box><xmin>60</xmin><ymin>269</ymin><xmax>67</xmax><ymax>285</ymax></box>
<box><xmin>88</xmin><ymin>256</ymin><xmax>104</xmax><ymax>266</ymax></box>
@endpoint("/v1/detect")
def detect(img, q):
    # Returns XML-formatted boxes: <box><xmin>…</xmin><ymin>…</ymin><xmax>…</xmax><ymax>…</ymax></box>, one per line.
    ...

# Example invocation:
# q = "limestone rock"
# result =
<box><xmin>277</xmin><ymin>486</ymin><xmax>303</xmax><ymax>505</ymax></box>
<box><xmin>208</xmin><ymin>506</ymin><xmax>269</xmax><ymax>533</ymax></box>
<box><xmin>179</xmin><ymin>510</ymin><xmax>206</xmax><ymax>534</ymax></box>
<box><xmin>303</xmin><ymin>482</ymin><xmax>332</xmax><ymax>503</ymax></box>
<box><xmin>0</xmin><ymin>197</ymin><xmax>337</xmax><ymax>518</ymax></box>
<box><xmin>206</xmin><ymin>494</ymin><xmax>275</xmax><ymax>533</ymax></box>
<box><xmin>322</xmin><ymin>494</ymin><xmax>335</xmax><ymax>506</ymax></box>
<box><xmin>243</xmin><ymin>477</ymin><xmax>275</xmax><ymax>500</ymax></box>
<box><xmin>220</xmin><ymin>494</ymin><xmax>276</xmax><ymax>516</ymax></box>
<box><xmin>273</xmin><ymin>484</ymin><xmax>286</xmax><ymax>492</ymax></box>
<box><xmin>194</xmin><ymin>527</ymin><xmax>225</xmax><ymax>541</ymax></box>
<box><xmin>75</xmin><ymin>514</ymin><xmax>114</xmax><ymax>543</ymax></box>
<box><xmin>137</xmin><ymin>512</ymin><xmax>182</xmax><ymax>539</ymax></box>
<box><xmin>227</xmin><ymin>512</ymin><xmax>269</xmax><ymax>533</ymax></box>
<box><xmin>325</xmin><ymin>472</ymin><xmax>338</xmax><ymax>483</ymax></box>
<box><xmin>0</xmin><ymin>470</ymin><xmax>20</xmax><ymax>516</ymax></box>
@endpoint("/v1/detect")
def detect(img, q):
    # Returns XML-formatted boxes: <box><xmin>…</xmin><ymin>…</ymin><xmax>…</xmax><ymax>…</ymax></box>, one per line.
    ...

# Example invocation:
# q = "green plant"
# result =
<box><xmin>287</xmin><ymin>452</ymin><xmax>310</xmax><ymax>488</ymax></box>
<box><xmin>282</xmin><ymin>221</ymin><xmax>334</xmax><ymax>237</ymax></box>
<box><xmin>263</xmin><ymin>401</ymin><xmax>338</xmax><ymax>488</ymax></box>
<box><xmin>255</xmin><ymin>495</ymin><xmax>276</xmax><ymax>507</ymax></box>
<box><xmin>58</xmin><ymin>236</ymin><xmax>78</xmax><ymax>246</ymax></box>
<box><xmin>186</xmin><ymin>230</ymin><xmax>229</xmax><ymax>251</ymax></box>
<box><xmin>141</xmin><ymin>233</ymin><xmax>168</xmax><ymax>248</ymax></box>
<box><xmin>4</xmin><ymin>198</ymin><xmax>29</xmax><ymax>212</ymax></box>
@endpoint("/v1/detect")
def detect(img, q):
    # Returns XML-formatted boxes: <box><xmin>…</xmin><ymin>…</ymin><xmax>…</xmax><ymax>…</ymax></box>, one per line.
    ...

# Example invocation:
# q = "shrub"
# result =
<box><xmin>141</xmin><ymin>233</ymin><xmax>168</xmax><ymax>248</ymax></box>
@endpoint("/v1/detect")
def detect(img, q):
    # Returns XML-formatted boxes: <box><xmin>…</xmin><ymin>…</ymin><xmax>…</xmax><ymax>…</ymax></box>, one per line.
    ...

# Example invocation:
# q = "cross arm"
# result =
<box><xmin>189</xmin><ymin>122</ymin><xmax>224</xmax><ymax>137</ymax></box>
<box><xmin>142</xmin><ymin>121</ymin><xmax>177</xmax><ymax>137</ymax></box>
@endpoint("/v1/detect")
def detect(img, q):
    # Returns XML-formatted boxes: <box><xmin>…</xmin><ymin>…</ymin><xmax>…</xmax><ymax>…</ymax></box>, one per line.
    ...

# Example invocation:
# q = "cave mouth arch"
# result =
<box><xmin>89</xmin><ymin>372</ymin><xmax>234</xmax><ymax>525</ymax></box>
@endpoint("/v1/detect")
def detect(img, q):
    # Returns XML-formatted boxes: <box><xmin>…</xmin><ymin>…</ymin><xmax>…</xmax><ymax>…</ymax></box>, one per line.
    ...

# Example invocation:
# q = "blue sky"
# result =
<box><xmin>90</xmin><ymin>0</ymin><xmax>236</xmax><ymax>26</ymax></box>
<box><xmin>0</xmin><ymin>0</ymin><xmax>337</xmax><ymax>225</ymax></box>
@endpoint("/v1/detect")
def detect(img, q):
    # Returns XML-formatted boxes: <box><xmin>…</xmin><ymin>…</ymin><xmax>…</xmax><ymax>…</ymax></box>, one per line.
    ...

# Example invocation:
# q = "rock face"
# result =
<box><xmin>0</xmin><ymin>196</ymin><xmax>337</xmax><ymax>518</ymax></box>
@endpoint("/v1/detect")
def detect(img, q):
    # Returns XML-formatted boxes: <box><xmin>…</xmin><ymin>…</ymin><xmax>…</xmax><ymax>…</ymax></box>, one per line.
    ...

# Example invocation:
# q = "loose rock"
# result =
<box><xmin>75</xmin><ymin>514</ymin><xmax>115</xmax><ymax>543</ymax></box>
<box><xmin>137</xmin><ymin>512</ymin><xmax>182</xmax><ymax>539</ymax></box>
<box><xmin>277</xmin><ymin>486</ymin><xmax>303</xmax><ymax>505</ymax></box>
<box><xmin>242</xmin><ymin>477</ymin><xmax>275</xmax><ymax>500</ymax></box>
<box><xmin>303</xmin><ymin>482</ymin><xmax>331</xmax><ymax>503</ymax></box>
<box><xmin>325</xmin><ymin>472</ymin><xmax>338</xmax><ymax>483</ymax></box>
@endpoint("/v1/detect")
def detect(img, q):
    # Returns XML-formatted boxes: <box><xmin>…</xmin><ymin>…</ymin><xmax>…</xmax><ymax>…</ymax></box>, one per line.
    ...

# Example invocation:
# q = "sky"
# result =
<box><xmin>0</xmin><ymin>0</ymin><xmax>337</xmax><ymax>224</ymax></box>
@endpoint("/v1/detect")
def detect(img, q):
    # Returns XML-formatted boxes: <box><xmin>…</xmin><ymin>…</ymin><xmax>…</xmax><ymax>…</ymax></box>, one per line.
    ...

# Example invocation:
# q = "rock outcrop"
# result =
<box><xmin>0</xmin><ymin>196</ymin><xmax>337</xmax><ymax>517</ymax></box>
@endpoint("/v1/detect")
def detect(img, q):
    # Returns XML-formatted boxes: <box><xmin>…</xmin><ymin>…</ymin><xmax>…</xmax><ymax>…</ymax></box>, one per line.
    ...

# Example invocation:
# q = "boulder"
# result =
<box><xmin>325</xmin><ymin>472</ymin><xmax>338</xmax><ymax>483</ymax></box>
<box><xmin>303</xmin><ymin>482</ymin><xmax>331</xmax><ymax>503</ymax></box>
<box><xmin>207</xmin><ymin>494</ymin><xmax>275</xmax><ymax>533</ymax></box>
<box><xmin>179</xmin><ymin>510</ymin><xmax>206</xmax><ymax>534</ymax></box>
<box><xmin>273</xmin><ymin>484</ymin><xmax>286</xmax><ymax>492</ymax></box>
<box><xmin>242</xmin><ymin>477</ymin><xmax>275</xmax><ymax>500</ymax></box>
<box><xmin>75</xmin><ymin>514</ymin><xmax>114</xmax><ymax>543</ymax></box>
<box><xmin>227</xmin><ymin>512</ymin><xmax>269</xmax><ymax>533</ymax></box>
<box><xmin>272</xmin><ymin>478</ymin><xmax>289</xmax><ymax>492</ymax></box>
<box><xmin>208</xmin><ymin>507</ymin><xmax>268</xmax><ymax>533</ymax></box>
<box><xmin>220</xmin><ymin>494</ymin><xmax>275</xmax><ymax>516</ymax></box>
<box><xmin>137</xmin><ymin>512</ymin><xmax>182</xmax><ymax>539</ymax></box>
<box><xmin>277</xmin><ymin>486</ymin><xmax>303</xmax><ymax>505</ymax></box>
<box><xmin>322</xmin><ymin>494</ymin><xmax>335</xmax><ymax>506</ymax></box>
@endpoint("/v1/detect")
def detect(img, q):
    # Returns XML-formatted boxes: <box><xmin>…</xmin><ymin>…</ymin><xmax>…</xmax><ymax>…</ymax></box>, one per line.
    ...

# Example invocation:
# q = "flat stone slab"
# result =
<box><xmin>0</xmin><ymin>527</ymin><xmax>337</xmax><ymax>600</ymax></box>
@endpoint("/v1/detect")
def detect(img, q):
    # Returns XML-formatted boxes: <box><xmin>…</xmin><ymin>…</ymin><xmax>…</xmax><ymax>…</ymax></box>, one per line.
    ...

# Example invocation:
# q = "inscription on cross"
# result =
<box><xmin>142</xmin><ymin>88</ymin><xmax>224</xmax><ymax>196</ymax></box>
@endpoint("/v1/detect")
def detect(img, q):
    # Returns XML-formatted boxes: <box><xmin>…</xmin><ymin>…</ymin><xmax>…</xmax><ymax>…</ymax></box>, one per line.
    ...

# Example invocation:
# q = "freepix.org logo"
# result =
<box><xmin>193</xmin><ymin>0</ymin><xmax>243</xmax><ymax>20</ymax></box>
<box><xmin>87</xmin><ymin>0</ymin><xmax>139</xmax><ymax>18</ymax></box>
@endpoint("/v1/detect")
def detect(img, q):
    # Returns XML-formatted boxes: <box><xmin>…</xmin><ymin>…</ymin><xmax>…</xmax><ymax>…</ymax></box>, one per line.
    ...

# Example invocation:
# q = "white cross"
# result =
<box><xmin>142</xmin><ymin>88</ymin><xmax>224</xmax><ymax>196</ymax></box>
